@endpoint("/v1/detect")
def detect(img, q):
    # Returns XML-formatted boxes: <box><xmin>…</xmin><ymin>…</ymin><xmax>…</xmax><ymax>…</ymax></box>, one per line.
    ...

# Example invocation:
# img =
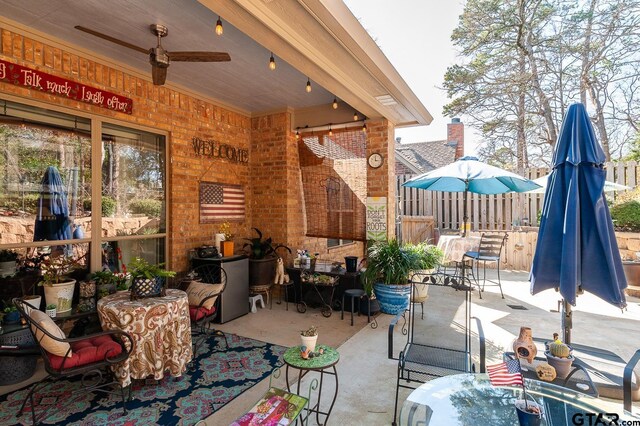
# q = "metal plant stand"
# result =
<box><xmin>296</xmin><ymin>274</ymin><xmax>339</xmax><ymax>318</ymax></box>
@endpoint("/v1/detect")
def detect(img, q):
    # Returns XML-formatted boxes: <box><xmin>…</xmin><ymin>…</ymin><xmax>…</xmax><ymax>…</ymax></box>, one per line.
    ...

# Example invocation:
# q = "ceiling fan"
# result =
<box><xmin>74</xmin><ymin>24</ymin><xmax>231</xmax><ymax>85</ymax></box>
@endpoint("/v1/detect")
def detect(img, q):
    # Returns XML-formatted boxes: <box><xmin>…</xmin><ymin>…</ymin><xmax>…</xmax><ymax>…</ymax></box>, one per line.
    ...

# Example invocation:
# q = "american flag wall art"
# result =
<box><xmin>199</xmin><ymin>182</ymin><xmax>245</xmax><ymax>222</ymax></box>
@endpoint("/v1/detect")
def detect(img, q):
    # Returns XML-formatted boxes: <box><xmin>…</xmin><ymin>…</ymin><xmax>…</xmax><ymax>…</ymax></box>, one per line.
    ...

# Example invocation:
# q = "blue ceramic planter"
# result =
<box><xmin>373</xmin><ymin>283</ymin><xmax>411</xmax><ymax>315</ymax></box>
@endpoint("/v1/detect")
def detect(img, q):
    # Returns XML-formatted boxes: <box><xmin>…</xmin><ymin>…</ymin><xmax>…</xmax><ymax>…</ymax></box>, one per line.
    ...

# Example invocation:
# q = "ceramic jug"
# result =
<box><xmin>513</xmin><ymin>326</ymin><xmax>537</xmax><ymax>363</ymax></box>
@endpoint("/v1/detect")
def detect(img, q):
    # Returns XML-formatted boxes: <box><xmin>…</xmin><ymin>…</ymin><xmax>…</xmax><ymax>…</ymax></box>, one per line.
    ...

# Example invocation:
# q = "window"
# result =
<box><xmin>327</xmin><ymin>238</ymin><xmax>353</xmax><ymax>248</ymax></box>
<box><xmin>0</xmin><ymin>99</ymin><xmax>167</xmax><ymax>289</ymax></box>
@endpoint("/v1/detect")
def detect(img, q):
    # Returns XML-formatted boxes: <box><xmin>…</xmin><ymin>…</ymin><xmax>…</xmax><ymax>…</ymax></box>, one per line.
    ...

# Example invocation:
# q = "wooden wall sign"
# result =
<box><xmin>0</xmin><ymin>59</ymin><xmax>133</xmax><ymax>114</ymax></box>
<box><xmin>192</xmin><ymin>137</ymin><xmax>249</xmax><ymax>164</ymax></box>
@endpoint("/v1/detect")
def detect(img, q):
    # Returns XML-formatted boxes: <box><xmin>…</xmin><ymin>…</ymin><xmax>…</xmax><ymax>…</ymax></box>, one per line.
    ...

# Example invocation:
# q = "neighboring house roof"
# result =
<box><xmin>396</xmin><ymin>140</ymin><xmax>457</xmax><ymax>174</ymax></box>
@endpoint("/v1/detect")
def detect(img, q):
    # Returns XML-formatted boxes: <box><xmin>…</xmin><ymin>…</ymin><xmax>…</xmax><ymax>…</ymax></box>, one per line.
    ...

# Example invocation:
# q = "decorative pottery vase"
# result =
<box><xmin>513</xmin><ymin>327</ymin><xmax>537</xmax><ymax>363</ymax></box>
<box><xmin>373</xmin><ymin>283</ymin><xmax>411</xmax><ymax>315</ymax></box>
<box><xmin>43</xmin><ymin>279</ymin><xmax>76</xmax><ymax>313</ymax></box>
<box><xmin>300</xmin><ymin>334</ymin><xmax>318</xmax><ymax>353</ymax></box>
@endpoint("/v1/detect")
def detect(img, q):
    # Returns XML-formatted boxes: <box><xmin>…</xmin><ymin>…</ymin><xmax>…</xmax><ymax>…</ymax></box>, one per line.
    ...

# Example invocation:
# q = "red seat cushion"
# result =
<box><xmin>47</xmin><ymin>335</ymin><xmax>123</xmax><ymax>370</ymax></box>
<box><xmin>189</xmin><ymin>305</ymin><xmax>216</xmax><ymax>321</ymax></box>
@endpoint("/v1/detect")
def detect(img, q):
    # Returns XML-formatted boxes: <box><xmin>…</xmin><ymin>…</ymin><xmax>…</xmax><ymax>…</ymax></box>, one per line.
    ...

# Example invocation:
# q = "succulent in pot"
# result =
<box><xmin>544</xmin><ymin>333</ymin><xmax>574</xmax><ymax>379</ymax></box>
<box><xmin>362</xmin><ymin>239</ymin><xmax>443</xmax><ymax>315</ymax></box>
<box><xmin>300</xmin><ymin>325</ymin><xmax>318</xmax><ymax>353</ymax></box>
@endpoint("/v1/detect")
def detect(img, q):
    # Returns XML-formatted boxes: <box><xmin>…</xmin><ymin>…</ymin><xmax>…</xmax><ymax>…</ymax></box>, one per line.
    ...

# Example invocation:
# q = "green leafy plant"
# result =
<box><xmin>129</xmin><ymin>199</ymin><xmax>162</xmax><ymax>217</ymax></box>
<box><xmin>363</xmin><ymin>239</ymin><xmax>443</xmax><ymax>287</ymax></box>
<box><xmin>101</xmin><ymin>196</ymin><xmax>117</xmax><ymax>216</ymax></box>
<box><xmin>127</xmin><ymin>257</ymin><xmax>176</xmax><ymax>280</ymax></box>
<box><xmin>46</xmin><ymin>304</ymin><xmax>56</xmax><ymax>310</ymax></box>
<box><xmin>0</xmin><ymin>250</ymin><xmax>19</xmax><ymax>262</ymax></box>
<box><xmin>610</xmin><ymin>200</ymin><xmax>640</xmax><ymax>232</ymax></box>
<box><xmin>91</xmin><ymin>270</ymin><xmax>130</xmax><ymax>291</ymax></box>
<box><xmin>243</xmin><ymin>228</ymin><xmax>291</xmax><ymax>259</ymax></box>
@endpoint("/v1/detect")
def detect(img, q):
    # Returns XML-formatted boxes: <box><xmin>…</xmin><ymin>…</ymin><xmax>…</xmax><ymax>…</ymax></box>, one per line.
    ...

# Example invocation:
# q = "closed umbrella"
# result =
<box><xmin>530</xmin><ymin>103</ymin><xmax>627</xmax><ymax>344</ymax></box>
<box><xmin>33</xmin><ymin>166</ymin><xmax>72</xmax><ymax>244</ymax></box>
<box><xmin>403</xmin><ymin>156</ymin><xmax>540</xmax><ymax>236</ymax></box>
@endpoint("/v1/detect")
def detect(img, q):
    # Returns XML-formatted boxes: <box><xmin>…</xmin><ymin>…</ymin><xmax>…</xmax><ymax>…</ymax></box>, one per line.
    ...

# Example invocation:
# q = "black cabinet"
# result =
<box><xmin>191</xmin><ymin>255</ymin><xmax>249</xmax><ymax>323</ymax></box>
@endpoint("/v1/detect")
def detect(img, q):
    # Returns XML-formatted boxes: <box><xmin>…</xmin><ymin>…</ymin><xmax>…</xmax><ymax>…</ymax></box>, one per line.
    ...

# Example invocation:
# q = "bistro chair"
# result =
<box><xmin>463</xmin><ymin>232</ymin><xmax>508</xmax><ymax>299</ymax></box>
<box><xmin>182</xmin><ymin>263</ymin><xmax>228</xmax><ymax>355</ymax></box>
<box><xmin>14</xmin><ymin>297</ymin><xmax>133</xmax><ymax>425</ymax></box>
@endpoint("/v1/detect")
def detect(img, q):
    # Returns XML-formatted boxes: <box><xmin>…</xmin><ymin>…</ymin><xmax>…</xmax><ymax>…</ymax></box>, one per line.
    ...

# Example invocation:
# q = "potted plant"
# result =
<box><xmin>0</xmin><ymin>249</ymin><xmax>19</xmax><ymax>278</ymax></box>
<box><xmin>39</xmin><ymin>255</ymin><xmax>79</xmax><ymax>313</ymax></box>
<box><xmin>45</xmin><ymin>303</ymin><xmax>57</xmax><ymax>318</ymax></box>
<box><xmin>514</xmin><ymin>398</ymin><xmax>543</xmax><ymax>426</ymax></box>
<box><xmin>23</xmin><ymin>294</ymin><xmax>42</xmax><ymax>315</ymax></box>
<box><xmin>219</xmin><ymin>221</ymin><xmax>235</xmax><ymax>257</ymax></box>
<box><xmin>544</xmin><ymin>334</ymin><xmax>574</xmax><ymax>379</ymax></box>
<box><xmin>128</xmin><ymin>257</ymin><xmax>176</xmax><ymax>299</ymax></box>
<box><xmin>243</xmin><ymin>228</ymin><xmax>292</xmax><ymax>287</ymax></box>
<box><xmin>2</xmin><ymin>302</ymin><xmax>20</xmax><ymax>324</ymax></box>
<box><xmin>300</xmin><ymin>325</ymin><xmax>318</xmax><ymax>353</ymax></box>
<box><xmin>363</xmin><ymin>240</ymin><xmax>443</xmax><ymax>315</ymax></box>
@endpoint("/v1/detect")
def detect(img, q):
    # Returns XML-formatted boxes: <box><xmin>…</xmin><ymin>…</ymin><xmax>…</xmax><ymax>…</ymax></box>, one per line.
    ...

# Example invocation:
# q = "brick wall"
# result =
<box><xmin>0</xmin><ymin>26</ymin><xmax>251</xmax><ymax>272</ymax></box>
<box><xmin>0</xmin><ymin>24</ymin><xmax>396</xmax><ymax>271</ymax></box>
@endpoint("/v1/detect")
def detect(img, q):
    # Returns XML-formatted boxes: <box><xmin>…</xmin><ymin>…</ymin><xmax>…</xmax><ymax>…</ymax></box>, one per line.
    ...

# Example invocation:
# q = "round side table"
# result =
<box><xmin>283</xmin><ymin>345</ymin><xmax>339</xmax><ymax>426</ymax></box>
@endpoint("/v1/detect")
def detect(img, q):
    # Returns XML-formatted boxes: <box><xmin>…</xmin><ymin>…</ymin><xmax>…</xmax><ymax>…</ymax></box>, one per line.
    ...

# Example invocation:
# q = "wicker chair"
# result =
<box><xmin>14</xmin><ymin>297</ymin><xmax>133</xmax><ymax>425</ymax></box>
<box><xmin>180</xmin><ymin>264</ymin><xmax>228</xmax><ymax>355</ymax></box>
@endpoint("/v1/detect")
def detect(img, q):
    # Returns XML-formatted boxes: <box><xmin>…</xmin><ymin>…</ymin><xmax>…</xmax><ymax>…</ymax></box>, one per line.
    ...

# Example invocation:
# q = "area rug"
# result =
<box><xmin>0</xmin><ymin>334</ymin><xmax>286</xmax><ymax>425</ymax></box>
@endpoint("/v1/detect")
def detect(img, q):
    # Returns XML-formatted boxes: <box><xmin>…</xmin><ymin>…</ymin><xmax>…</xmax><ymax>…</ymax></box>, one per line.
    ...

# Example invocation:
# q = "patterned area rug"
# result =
<box><xmin>0</xmin><ymin>334</ymin><xmax>286</xmax><ymax>425</ymax></box>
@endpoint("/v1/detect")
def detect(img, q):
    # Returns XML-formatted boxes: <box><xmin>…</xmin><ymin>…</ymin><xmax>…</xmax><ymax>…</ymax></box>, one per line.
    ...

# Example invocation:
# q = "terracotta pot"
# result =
<box><xmin>513</xmin><ymin>326</ymin><xmax>537</xmax><ymax>363</ymax></box>
<box><xmin>545</xmin><ymin>351</ymin><xmax>574</xmax><ymax>379</ymax></box>
<box><xmin>221</xmin><ymin>241</ymin><xmax>235</xmax><ymax>257</ymax></box>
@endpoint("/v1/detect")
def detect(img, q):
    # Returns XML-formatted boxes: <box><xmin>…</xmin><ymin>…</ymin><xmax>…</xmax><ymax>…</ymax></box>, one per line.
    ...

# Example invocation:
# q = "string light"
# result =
<box><xmin>353</xmin><ymin>111</ymin><xmax>358</xmax><ymax>121</ymax></box>
<box><xmin>215</xmin><ymin>17</ymin><xmax>224</xmax><ymax>36</ymax></box>
<box><xmin>295</xmin><ymin>130</ymin><xmax>299</xmax><ymax>139</ymax></box>
<box><xmin>332</xmin><ymin>98</ymin><xmax>338</xmax><ymax>109</ymax></box>
<box><xmin>306</xmin><ymin>78</ymin><xmax>312</xmax><ymax>93</ymax></box>
<box><xmin>329</xmin><ymin>124</ymin><xmax>333</xmax><ymax>136</ymax></box>
<box><xmin>269</xmin><ymin>52</ymin><xmax>276</xmax><ymax>71</ymax></box>
<box><xmin>362</xmin><ymin>122</ymin><xmax>367</xmax><ymax>133</ymax></box>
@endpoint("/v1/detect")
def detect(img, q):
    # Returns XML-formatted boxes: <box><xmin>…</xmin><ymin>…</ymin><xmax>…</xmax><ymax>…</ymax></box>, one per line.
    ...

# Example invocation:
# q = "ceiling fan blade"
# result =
<box><xmin>151</xmin><ymin>64</ymin><xmax>167</xmax><ymax>86</ymax></box>
<box><xmin>74</xmin><ymin>26</ymin><xmax>150</xmax><ymax>55</ymax></box>
<box><xmin>168</xmin><ymin>52</ymin><xmax>231</xmax><ymax>62</ymax></box>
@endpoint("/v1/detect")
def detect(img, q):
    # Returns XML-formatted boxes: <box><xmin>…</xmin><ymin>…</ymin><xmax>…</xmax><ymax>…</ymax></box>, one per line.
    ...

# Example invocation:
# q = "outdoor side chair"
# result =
<box><xmin>463</xmin><ymin>232</ymin><xmax>508</xmax><ymax>299</ymax></box>
<box><xmin>14</xmin><ymin>297</ymin><xmax>133</xmax><ymax>425</ymax></box>
<box><xmin>183</xmin><ymin>263</ymin><xmax>229</xmax><ymax>355</ymax></box>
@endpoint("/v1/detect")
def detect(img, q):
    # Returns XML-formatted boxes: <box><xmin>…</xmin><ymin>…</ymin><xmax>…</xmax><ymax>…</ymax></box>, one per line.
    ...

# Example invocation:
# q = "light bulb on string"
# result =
<box><xmin>353</xmin><ymin>112</ymin><xmax>358</xmax><ymax>121</ymax></box>
<box><xmin>215</xmin><ymin>17</ymin><xmax>223</xmax><ymax>36</ymax></box>
<box><xmin>362</xmin><ymin>122</ymin><xmax>367</xmax><ymax>133</ymax></box>
<box><xmin>332</xmin><ymin>98</ymin><xmax>338</xmax><ymax>109</ymax></box>
<box><xmin>329</xmin><ymin>124</ymin><xmax>333</xmax><ymax>136</ymax></box>
<box><xmin>269</xmin><ymin>53</ymin><xmax>276</xmax><ymax>71</ymax></box>
<box><xmin>306</xmin><ymin>78</ymin><xmax>312</xmax><ymax>93</ymax></box>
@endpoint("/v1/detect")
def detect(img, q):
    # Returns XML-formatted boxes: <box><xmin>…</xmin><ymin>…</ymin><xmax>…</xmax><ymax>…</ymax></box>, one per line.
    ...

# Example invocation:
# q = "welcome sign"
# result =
<box><xmin>0</xmin><ymin>59</ymin><xmax>133</xmax><ymax>114</ymax></box>
<box><xmin>366</xmin><ymin>197</ymin><xmax>387</xmax><ymax>241</ymax></box>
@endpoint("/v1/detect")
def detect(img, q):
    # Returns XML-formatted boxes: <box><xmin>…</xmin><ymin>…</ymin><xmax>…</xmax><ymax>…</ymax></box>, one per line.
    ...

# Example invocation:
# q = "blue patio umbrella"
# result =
<box><xmin>530</xmin><ymin>103</ymin><xmax>626</xmax><ymax>344</ymax></box>
<box><xmin>33</xmin><ymin>166</ymin><xmax>72</xmax><ymax>244</ymax></box>
<box><xmin>403</xmin><ymin>156</ymin><xmax>540</xmax><ymax>236</ymax></box>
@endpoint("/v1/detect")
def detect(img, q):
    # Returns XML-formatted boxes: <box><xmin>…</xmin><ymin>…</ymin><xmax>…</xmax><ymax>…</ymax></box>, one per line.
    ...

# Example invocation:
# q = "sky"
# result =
<box><xmin>343</xmin><ymin>0</ymin><xmax>479</xmax><ymax>155</ymax></box>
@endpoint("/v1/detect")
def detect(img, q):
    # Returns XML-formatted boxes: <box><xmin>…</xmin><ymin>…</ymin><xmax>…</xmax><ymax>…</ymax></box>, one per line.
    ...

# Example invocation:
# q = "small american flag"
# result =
<box><xmin>487</xmin><ymin>359</ymin><xmax>524</xmax><ymax>387</ymax></box>
<box><xmin>200</xmin><ymin>182</ymin><xmax>245</xmax><ymax>222</ymax></box>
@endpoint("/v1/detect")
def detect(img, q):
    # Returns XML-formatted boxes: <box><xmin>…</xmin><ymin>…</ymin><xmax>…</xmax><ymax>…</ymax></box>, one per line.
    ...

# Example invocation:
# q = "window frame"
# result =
<box><xmin>0</xmin><ymin>94</ymin><xmax>170</xmax><ymax>272</ymax></box>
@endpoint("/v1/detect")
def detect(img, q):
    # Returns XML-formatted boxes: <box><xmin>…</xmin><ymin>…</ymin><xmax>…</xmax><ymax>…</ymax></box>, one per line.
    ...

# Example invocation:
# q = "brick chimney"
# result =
<box><xmin>447</xmin><ymin>118</ymin><xmax>464</xmax><ymax>160</ymax></box>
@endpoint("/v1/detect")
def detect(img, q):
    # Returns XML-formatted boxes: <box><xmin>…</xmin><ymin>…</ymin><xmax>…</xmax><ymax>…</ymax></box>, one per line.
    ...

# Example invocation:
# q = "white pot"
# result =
<box><xmin>46</xmin><ymin>308</ymin><xmax>57</xmax><ymax>318</ymax></box>
<box><xmin>23</xmin><ymin>296</ymin><xmax>42</xmax><ymax>316</ymax></box>
<box><xmin>300</xmin><ymin>334</ymin><xmax>318</xmax><ymax>352</ymax></box>
<box><xmin>43</xmin><ymin>279</ymin><xmax>76</xmax><ymax>313</ymax></box>
<box><xmin>0</xmin><ymin>261</ymin><xmax>16</xmax><ymax>278</ymax></box>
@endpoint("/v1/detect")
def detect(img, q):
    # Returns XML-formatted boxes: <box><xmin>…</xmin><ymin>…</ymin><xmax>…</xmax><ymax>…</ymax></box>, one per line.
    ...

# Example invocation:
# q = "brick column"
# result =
<box><xmin>366</xmin><ymin>119</ymin><xmax>396</xmax><ymax>239</ymax></box>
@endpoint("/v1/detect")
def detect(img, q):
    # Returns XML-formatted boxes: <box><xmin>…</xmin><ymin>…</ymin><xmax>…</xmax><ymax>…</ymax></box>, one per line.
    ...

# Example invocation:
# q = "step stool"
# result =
<box><xmin>249</xmin><ymin>294</ymin><xmax>265</xmax><ymax>313</ymax></box>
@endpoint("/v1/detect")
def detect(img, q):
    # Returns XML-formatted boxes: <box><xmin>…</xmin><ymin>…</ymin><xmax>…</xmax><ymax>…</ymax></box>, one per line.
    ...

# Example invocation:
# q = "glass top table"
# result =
<box><xmin>400</xmin><ymin>373</ymin><xmax>639</xmax><ymax>426</ymax></box>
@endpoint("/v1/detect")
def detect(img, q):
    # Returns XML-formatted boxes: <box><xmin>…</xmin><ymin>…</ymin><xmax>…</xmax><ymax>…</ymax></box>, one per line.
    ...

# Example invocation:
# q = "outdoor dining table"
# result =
<box><xmin>96</xmin><ymin>288</ymin><xmax>193</xmax><ymax>387</ymax></box>
<box><xmin>436</xmin><ymin>235</ymin><xmax>481</xmax><ymax>263</ymax></box>
<box><xmin>399</xmin><ymin>372</ymin><xmax>639</xmax><ymax>425</ymax></box>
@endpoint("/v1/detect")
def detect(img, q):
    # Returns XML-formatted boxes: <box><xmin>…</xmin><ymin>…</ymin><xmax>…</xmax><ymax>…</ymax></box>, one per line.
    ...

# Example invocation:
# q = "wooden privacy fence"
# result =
<box><xmin>397</xmin><ymin>161</ymin><xmax>639</xmax><ymax>232</ymax></box>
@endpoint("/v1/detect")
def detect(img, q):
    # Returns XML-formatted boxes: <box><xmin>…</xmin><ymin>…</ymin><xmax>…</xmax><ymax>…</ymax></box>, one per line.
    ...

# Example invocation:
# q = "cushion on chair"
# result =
<box><xmin>186</xmin><ymin>281</ymin><xmax>223</xmax><ymax>310</ymax></box>
<box><xmin>29</xmin><ymin>310</ymin><xmax>72</xmax><ymax>358</ymax></box>
<box><xmin>463</xmin><ymin>251</ymin><xmax>479</xmax><ymax>259</ymax></box>
<box><xmin>189</xmin><ymin>305</ymin><xmax>217</xmax><ymax>321</ymax></box>
<box><xmin>47</xmin><ymin>335</ymin><xmax>123</xmax><ymax>370</ymax></box>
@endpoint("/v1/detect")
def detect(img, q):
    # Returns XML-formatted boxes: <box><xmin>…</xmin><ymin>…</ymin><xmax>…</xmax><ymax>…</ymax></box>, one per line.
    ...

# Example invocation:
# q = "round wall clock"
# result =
<box><xmin>368</xmin><ymin>153</ymin><xmax>384</xmax><ymax>168</ymax></box>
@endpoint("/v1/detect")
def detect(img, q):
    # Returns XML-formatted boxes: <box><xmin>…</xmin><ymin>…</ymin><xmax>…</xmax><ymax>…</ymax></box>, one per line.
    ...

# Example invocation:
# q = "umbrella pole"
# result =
<box><xmin>462</xmin><ymin>189</ymin><xmax>468</xmax><ymax>237</ymax></box>
<box><xmin>562</xmin><ymin>299</ymin><xmax>572</xmax><ymax>344</ymax></box>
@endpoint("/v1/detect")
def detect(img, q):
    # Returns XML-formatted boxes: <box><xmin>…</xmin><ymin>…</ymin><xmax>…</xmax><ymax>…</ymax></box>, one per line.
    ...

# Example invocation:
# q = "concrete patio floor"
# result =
<box><xmin>207</xmin><ymin>270</ymin><xmax>640</xmax><ymax>425</ymax></box>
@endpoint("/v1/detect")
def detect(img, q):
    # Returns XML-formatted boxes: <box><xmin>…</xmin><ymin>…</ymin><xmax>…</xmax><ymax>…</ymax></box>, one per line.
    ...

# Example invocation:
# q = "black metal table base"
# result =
<box><xmin>297</xmin><ymin>281</ymin><xmax>338</xmax><ymax>318</ymax></box>
<box><xmin>285</xmin><ymin>364</ymin><xmax>338</xmax><ymax>426</ymax></box>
